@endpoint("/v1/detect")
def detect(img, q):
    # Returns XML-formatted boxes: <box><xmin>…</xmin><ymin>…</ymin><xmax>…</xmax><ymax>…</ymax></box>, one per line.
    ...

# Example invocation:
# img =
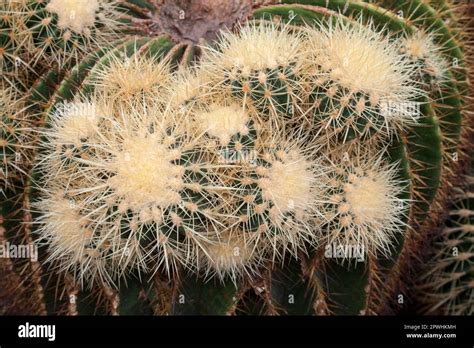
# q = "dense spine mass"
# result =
<box><xmin>0</xmin><ymin>0</ymin><xmax>124</xmax><ymax>87</ymax></box>
<box><xmin>304</xmin><ymin>19</ymin><xmax>423</xmax><ymax>142</ymax></box>
<box><xmin>0</xmin><ymin>83</ymin><xmax>29</xmax><ymax>195</ymax></box>
<box><xmin>32</xmin><ymin>21</ymin><xmax>416</xmax><ymax>290</ymax></box>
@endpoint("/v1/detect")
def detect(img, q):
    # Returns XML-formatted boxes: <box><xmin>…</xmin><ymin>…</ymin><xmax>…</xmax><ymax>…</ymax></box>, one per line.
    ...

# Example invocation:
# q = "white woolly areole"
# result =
<box><xmin>345</xmin><ymin>175</ymin><xmax>392</xmax><ymax>224</ymax></box>
<box><xmin>308</xmin><ymin>19</ymin><xmax>418</xmax><ymax>99</ymax></box>
<box><xmin>403</xmin><ymin>31</ymin><xmax>439</xmax><ymax>60</ymax></box>
<box><xmin>204</xmin><ymin>23</ymin><xmax>303</xmax><ymax>72</ymax></box>
<box><xmin>46</xmin><ymin>0</ymin><xmax>100</xmax><ymax>34</ymax></box>
<box><xmin>401</xmin><ymin>31</ymin><xmax>448</xmax><ymax>80</ymax></box>
<box><xmin>196</xmin><ymin>104</ymin><xmax>249</xmax><ymax>145</ymax></box>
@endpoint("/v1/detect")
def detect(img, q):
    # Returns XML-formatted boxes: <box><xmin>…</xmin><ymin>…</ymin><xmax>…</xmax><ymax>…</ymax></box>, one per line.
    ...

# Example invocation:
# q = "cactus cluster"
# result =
<box><xmin>33</xmin><ymin>20</ymin><xmax>417</xmax><ymax>288</ymax></box>
<box><xmin>0</xmin><ymin>0</ymin><xmax>472</xmax><ymax>316</ymax></box>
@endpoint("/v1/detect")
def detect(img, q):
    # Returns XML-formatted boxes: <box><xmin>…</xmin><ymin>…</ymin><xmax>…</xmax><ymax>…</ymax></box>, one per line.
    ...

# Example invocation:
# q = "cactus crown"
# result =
<box><xmin>0</xmin><ymin>0</ymin><xmax>472</xmax><ymax>317</ymax></box>
<box><xmin>46</xmin><ymin>0</ymin><xmax>101</xmax><ymax>34</ymax></box>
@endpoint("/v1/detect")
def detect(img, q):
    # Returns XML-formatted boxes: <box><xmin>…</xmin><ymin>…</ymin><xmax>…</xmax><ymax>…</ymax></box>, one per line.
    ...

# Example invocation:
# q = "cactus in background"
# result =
<box><xmin>417</xmin><ymin>170</ymin><xmax>474</xmax><ymax>315</ymax></box>
<box><xmin>0</xmin><ymin>0</ymin><xmax>127</xmax><ymax>88</ymax></box>
<box><xmin>0</xmin><ymin>0</ymin><xmax>34</xmax><ymax>87</ymax></box>
<box><xmin>0</xmin><ymin>83</ymin><xmax>29</xmax><ymax>195</ymax></box>
<box><xmin>0</xmin><ymin>0</ymin><xmax>472</xmax><ymax>316</ymax></box>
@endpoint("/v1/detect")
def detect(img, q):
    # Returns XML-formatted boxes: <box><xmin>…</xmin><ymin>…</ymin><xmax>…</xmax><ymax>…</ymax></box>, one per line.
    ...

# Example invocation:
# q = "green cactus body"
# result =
<box><xmin>227</xmin><ymin>63</ymin><xmax>299</xmax><ymax>118</ymax></box>
<box><xmin>23</xmin><ymin>1</ymin><xmax>122</xmax><ymax>63</ymax></box>
<box><xmin>310</xmin><ymin>81</ymin><xmax>387</xmax><ymax>141</ymax></box>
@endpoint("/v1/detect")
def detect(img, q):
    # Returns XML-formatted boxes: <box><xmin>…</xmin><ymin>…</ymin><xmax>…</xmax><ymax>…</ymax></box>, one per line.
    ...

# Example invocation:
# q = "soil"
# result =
<box><xmin>146</xmin><ymin>0</ymin><xmax>276</xmax><ymax>43</ymax></box>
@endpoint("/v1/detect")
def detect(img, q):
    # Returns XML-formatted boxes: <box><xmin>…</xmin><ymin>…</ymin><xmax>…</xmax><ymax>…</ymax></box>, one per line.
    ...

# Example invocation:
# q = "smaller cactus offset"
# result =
<box><xmin>89</xmin><ymin>50</ymin><xmax>173</xmax><ymax>109</ymax></box>
<box><xmin>303</xmin><ymin>18</ymin><xmax>423</xmax><ymax>143</ymax></box>
<box><xmin>399</xmin><ymin>31</ymin><xmax>449</xmax><ymax>89</ymax></box>
<box><xmin>321</xmin><ymin>148</ymin><xmax>409</xmax><ymax>259</ymax></box>
<box><xmin>199</xmin><ymin>23</ymin><xmax>307</xmax><ymax>123</ymax></box>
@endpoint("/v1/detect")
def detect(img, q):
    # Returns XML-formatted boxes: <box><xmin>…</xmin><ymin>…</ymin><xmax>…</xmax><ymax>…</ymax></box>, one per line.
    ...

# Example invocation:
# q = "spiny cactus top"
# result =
<box><xmin>0</xmin><ymin>83</ymin><xmax>29</xmax><ymax>195</ymax></box>
<box><xmin>200</xmin><ymin>23</ymin><xmax>307</xmax><ymax>121</ymax></box>
<box><xmin>322</xmin><ymin>149</ymin><xmax>409</xmax><ymax>258</ymax></box>
<box><xmin>90</xmin><ymin>50</ymin><xmax>173</xmax><ymax>108</ymax></box>
<box><xmin>304</xmin><ymin>19</ymin><xmax>424</xmax><ymax>141</ymax></box>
